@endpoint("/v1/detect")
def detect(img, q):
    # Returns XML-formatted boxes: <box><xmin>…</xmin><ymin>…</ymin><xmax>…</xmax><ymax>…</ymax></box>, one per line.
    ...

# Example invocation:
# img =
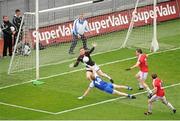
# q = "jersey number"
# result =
<box><xmin>95</xmin><ymin>78</ymin><xmax>101</xmax><ymax>85</ymax></box>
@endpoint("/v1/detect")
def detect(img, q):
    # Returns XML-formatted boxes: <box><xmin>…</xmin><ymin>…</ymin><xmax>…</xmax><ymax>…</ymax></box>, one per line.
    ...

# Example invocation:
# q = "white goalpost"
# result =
<box><xmin>151</xmin><ymin>0</ymin><xmax>159</xmax><ymax>52</ymax></box>
<box><xmin>33</xmin><ymin>0</ymin><xmax>106</xmax><ymax>84</ymax></box>
<box><xmin>121</xmin><ymin>0</ymin><xmax>140</xmax><ymax>48</ymax></box>
<box><xmin>8</xmin><ymin>0</ymin><xmax>162</xmax><ymax>82</ymax></box>
<box><xmin>8</xmin><ymin>0</ymin><xmax>107</xmax><ymax>83</ymax></box>
<box><xmin>34</xmin><ymin>0</ymin><xmax>40</xmax><ymax>84</ymax></box>
<box><xmin>122</xmin><ymin>0</ymin><xmax>159</xmax><ymax>52</ymax></box>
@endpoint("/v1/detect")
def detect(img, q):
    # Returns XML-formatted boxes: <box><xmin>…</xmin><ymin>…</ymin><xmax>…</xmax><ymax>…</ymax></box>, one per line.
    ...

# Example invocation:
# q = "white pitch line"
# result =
<box><xmin>0</xmin><ymin>102</ymin><xmax>56</xmax><ymax>115</ymax></box>
<box><xmin>40</xmin><ymin>56</ymin><xmax>137</xmax><ymax>80</ymax></box>
<box><xmin>10</xmin><ymin>46</ymin><xmax>126</xmax><ymax>74</ymax></box>
<box><xmin>10</xmin><ymin>46</ymin><xmax>180</xmax><ymax>74</ymax></box>
<box><xmin>0</xmin><ymin>47</ymin><xmax>180</xmax><ymax>91</ymax></box>
<box><xmin>38</xmin><ymin>46</ymin><xmax>180</xmax><ymax>80</ymax></box>
<box><xmin>0</xmin><ymin>80</ymin><xmax>34</xmax><ymax>90</ymax></box>
<box><xmin>54</xmin><ymin>82</ymin><xmax>180</xmax><ymax>115</ymax></box>
<box><xmin>0</xmin><ymin>82</ymin><xmax>179</xmax><ymax>115</ymax></box>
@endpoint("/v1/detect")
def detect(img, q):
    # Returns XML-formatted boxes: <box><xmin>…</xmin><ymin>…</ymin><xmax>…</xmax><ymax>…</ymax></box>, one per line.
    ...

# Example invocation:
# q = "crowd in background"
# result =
<box><xmin>0</xmin><ymin>9</ymin><xmax>22</xmax><ymax>58</ymax></box>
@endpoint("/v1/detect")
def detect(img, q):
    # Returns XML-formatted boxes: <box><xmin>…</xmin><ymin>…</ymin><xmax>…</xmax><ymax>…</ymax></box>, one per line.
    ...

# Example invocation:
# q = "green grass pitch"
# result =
<box><xmin>0</xmin><ymin>19</ymin><xmax>180</xmax><ymax>120</ymax></box>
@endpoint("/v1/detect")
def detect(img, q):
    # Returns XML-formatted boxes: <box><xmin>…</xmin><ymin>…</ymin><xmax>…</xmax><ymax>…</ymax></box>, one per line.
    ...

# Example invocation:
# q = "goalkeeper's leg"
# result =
<box><xmin>81</xmin><ymin>34</ymin><xmax>88</xmax><ymax>50</ymax></box>
<box><xmin>69</xmin><ymin>34</ymin><xmax>78</xmax><ymax>54</ymax></box>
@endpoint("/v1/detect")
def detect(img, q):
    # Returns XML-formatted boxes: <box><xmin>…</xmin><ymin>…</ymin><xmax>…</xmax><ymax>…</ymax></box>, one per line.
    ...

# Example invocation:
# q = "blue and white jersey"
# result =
<box><xmin>72</xmin><ymin>18</ymin><xmax>90</xmax><ymax>35</ymax></box>
<box><xmin>89</xmin><ymin>76</ymin><xmax>108</xmax><ymax>90</ymax></box>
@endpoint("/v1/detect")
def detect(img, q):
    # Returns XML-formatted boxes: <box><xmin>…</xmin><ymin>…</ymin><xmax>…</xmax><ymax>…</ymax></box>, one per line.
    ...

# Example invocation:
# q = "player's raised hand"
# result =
<box><xmin>125</xmin><ymin>68</ymin><xmax>131</xmax><ymax>71</ymax></box>
<box><xmin>78</xmin><ymin>96</ymin><xmax>84</xmax><ymax>100</ymax></box>
<box><xmin>69</xmin><ymin>63</ymin><xmax>74</xmax><ymax>68</ymax></box>
<box><xmin>92</xmin><ymin>42</ymin><xmax>97</xmax><ymax>47</ymax></box>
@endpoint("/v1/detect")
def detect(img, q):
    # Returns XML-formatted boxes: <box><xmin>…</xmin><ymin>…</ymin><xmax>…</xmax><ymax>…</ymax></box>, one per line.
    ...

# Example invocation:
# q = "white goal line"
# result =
<box><xmin>0</xmin><ymin>82</ymin><xmax>179</xmax><ymax>115</ymax></box>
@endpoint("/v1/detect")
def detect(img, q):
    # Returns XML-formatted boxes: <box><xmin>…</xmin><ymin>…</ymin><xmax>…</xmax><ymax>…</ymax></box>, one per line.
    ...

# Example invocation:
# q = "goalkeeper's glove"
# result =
<box><xmin>92</xmin><ymin>42</ymin><xmax>97</xmax><ymax>47</ymax></box>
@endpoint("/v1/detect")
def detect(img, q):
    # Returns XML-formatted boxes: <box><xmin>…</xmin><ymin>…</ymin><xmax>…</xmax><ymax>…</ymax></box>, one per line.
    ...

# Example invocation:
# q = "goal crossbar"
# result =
<box><xmin>25</xmin><ymin>0</ymin><xmax>107</xmax><ymax>15</ymax></box>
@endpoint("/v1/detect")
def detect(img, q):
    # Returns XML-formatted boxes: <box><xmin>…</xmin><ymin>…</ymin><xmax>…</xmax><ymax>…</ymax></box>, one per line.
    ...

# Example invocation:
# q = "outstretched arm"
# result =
<box><xmin>78</xmin><ymin>87</ymin><xmax>92</xmax><ymax>99</ymax></box>
<box><xmin>87</xmin><ymin>43</ymin><xmax>97</xmax><ymax>54</ymax></box>
<box><xmin>151</xmin><ymin>87</ymin><xmax>157</xmax><ymax>96</ymax></box>
<box><xmin>88</xmin><ymin>47</ymin><xmax>95</xmax><ymax>54</ymax></box>
<box><xmin>130</xmin><ymin>61</ymin><xmax>140</xmax><ymax>69</ymax></box>
<box><xmin>70</xmin><ymin>56</ymin><xmax>81</xmax><ymax>68</ymax></box>
<box><xmin>73</xmin><ymin>60</ymin><xmax>80</xmax><ymax>67</ymax></box>
<box><xmin>78</xmin><ymin>80</ymin><xmax>95</xmax><ymax>100</ymax></box>
<box><xmin>126</xmin><ymin>61</ymin><xmax>140</xmax><ymax>71</ymax></box>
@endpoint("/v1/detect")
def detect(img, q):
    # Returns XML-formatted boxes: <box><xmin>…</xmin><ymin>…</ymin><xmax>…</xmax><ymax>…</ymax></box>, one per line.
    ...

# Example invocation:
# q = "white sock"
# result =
<box><xmin>148</xmin><ymin>103</ymin><xmax>152</xmax><ymax>113</ymax></box>
<box><xmin>166</xmin><ymin>102</ymin><xmax>175</xmax><ymax>110</ymax></box>
<box><xmin>146</xmin><ymin>87</ymin><xmax>152</xmax><ymax>94</ymax></box>
<box><xmin>139</xmin><ymin>83</ymin><xmax>144</xmax><ymax>88</ymax></box>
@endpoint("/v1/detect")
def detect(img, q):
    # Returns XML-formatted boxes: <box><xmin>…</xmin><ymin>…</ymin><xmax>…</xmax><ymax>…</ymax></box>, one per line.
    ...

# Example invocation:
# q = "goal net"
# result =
<box><xmin>8</xmin><ymin>0</ymin><xmax>177</xmax><ymax>82</ymax></box>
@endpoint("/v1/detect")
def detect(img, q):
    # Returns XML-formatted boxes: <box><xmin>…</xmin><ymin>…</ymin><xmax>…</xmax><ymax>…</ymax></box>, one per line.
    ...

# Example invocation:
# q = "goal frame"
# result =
<box><xmin>121</xmin><ymin>0</ymin><xmax>159</xmax><ymax>52</ymax></box>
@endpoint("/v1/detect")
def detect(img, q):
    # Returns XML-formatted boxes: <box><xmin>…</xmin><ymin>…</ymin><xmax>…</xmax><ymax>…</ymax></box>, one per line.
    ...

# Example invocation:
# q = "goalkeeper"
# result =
<box><xmin>69</xmin><ymin>13</ymin><xmax>90</xmax><ymax>54</ymax></box>
<box><xmin>70</xmin><ymin>43</ymin><xmax>114</xmax><ymax>83</ymax></box>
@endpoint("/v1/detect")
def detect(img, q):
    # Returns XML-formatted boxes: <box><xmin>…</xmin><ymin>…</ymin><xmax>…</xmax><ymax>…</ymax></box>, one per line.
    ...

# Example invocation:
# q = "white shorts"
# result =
<box><xmin>137</xmin><ymin>71</ymin><xmax>148</xmax><ymax>80</ymax></box>
<box><xmin>86</xmin><ymin>64</ymin><xmax>100</xmax><ymax>72</ymax></box>
<box><xmin>149</xmin><ymin>95</ymin><xmax>167</xmax><ymax>104</ymax></box>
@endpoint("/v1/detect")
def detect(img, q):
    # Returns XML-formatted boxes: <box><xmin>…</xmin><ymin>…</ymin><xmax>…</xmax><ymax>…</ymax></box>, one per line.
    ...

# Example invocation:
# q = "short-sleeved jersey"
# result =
<box><xmin>74</xmin><ymin>47</ymin><xmax>95</xmax><ymax>67</ymax></box>
<box><xmin>153</xmin><ymin>78</ymin><xmax>165</xmax><ymax>97</ymax></box>
<box><xmin>138</xmin><ymin>54</ymin><xmax>148</xmax><ymax>72</ymax></box>
<box><xmin>89</xmin><ymin>76</ymin><xmax>108</xmax><ymax>91</ymax></box>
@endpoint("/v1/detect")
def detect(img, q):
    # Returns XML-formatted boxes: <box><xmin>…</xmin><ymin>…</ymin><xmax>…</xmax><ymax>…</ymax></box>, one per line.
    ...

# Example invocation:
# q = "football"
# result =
<box><xmin>83</xmin><ymin>56</ymin><xmax>89</xmax><ymax>63</ymax></box>
<box><xmin>23</xmin><ymin>44</ymin><xmax>31</xmax><ymax>56</ymax></box>
<box><xmin>10</xmin><ymin>26</ymin><xmax>15</xmax><ymax>32</ymax></box>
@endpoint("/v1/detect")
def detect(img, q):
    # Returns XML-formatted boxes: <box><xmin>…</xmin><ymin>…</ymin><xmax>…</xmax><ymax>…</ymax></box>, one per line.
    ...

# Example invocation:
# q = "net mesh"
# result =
<box><xmin>8</xmin><ymin>0</ymin><xmax>178</xmax><ymax>81</ymax></box>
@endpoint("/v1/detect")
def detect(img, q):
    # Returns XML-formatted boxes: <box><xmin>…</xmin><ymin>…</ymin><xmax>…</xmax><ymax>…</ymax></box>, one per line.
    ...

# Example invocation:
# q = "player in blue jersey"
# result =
<box><xmin>78</xmin><ymin>66</ymin><xmax>136</xmax><ymax>99</ymax></box>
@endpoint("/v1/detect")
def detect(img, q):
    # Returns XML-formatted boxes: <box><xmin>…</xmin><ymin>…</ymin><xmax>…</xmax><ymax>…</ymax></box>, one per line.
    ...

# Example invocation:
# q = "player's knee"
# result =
<box><xmin>86</xmin><ymin>75</ymin><xmax>91</xmax><ymax>81</ymax></box>
<box><xmin>86</xmin><ymin>76</ymin><xmax>91</xmax><ymax>80</ymax></box>
<box><xmin>162</xmin><ymin>100</ymin><xmax>168</xmax><ymax>105</ymax></box>
<box><xmin>135</xmin><ymin>74</ymin><xmax>138</xmax><ymax>78</ymax></box>
<box><xmin>141</xmin><ymin>81</ymin><xmax>146</xmax><ymax>85</ymax></box>
<box><xmin>139</xmin><ymin>81</ymin><xmax>143</xmax><ymax>85</ymax></box>
<box><xmin>135</xmin><ymin>74</ymin><xmax>140</xmax><ymax>79</ymax></box>
<box><xmin>148</xmin><ymin>100</ymin><xmax>152</xmax><ymax>104</ymax></box>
